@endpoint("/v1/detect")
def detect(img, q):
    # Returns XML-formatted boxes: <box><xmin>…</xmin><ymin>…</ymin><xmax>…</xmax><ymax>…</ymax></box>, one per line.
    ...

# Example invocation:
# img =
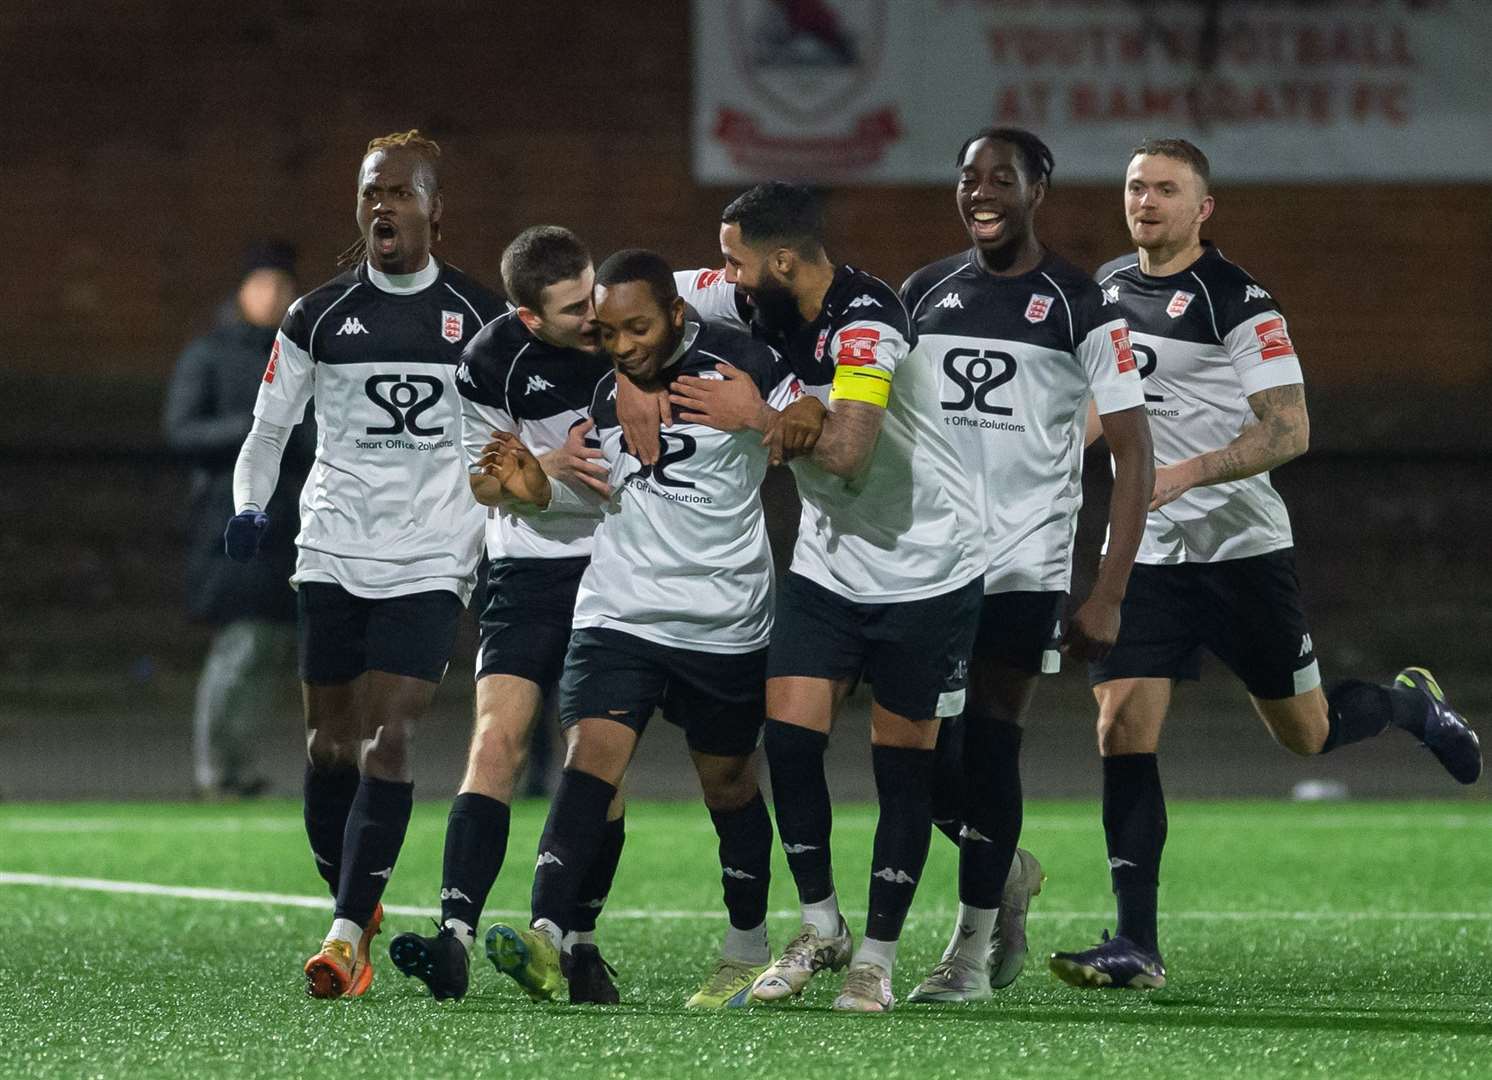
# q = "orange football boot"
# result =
<box><xmin>346</xmin><ymin>903</ymin><xmax>384</xmax><ymax>998</ymax></box>
<box><xmin>304</xmin><ymin>938</ymin><xmax>355</xmax><ymax>999</ymax></box>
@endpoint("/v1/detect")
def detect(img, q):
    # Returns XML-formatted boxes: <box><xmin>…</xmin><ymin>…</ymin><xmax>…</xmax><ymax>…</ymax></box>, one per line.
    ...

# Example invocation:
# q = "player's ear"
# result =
<box><xmin>1030</xmin><ymin>177</ymin><xmax>1047</xmax><ymax>212</ymax></box>
<box><xmin>1196</xmin><ymin>193</ymin><xmax>1215</xmax><ymax>226</ymax></box>
<box><xmin>516</xmin><ymin>305</ymin><xmax>542</xmax><ymax>334</ymax></box>
<box><xmin>430</xmin><ymin>191</ymin><xmax>444</xmax><ymax>242</ymax></box>
<box><xmin>772</xmin><ymin>246</ymin><xmax>796</xmax><ymax>277</ymax></box>
<box><xmin>669</xmin><ymin>294</ymin><xmax>687</xmax><ymax>330</ymax></box>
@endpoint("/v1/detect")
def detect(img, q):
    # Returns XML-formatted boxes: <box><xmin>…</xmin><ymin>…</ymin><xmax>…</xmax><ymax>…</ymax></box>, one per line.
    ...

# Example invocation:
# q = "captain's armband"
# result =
<box><xmin>829</xmin><ymin>364</ymin><xmax>892</xmax><ymax>408</ymax></box>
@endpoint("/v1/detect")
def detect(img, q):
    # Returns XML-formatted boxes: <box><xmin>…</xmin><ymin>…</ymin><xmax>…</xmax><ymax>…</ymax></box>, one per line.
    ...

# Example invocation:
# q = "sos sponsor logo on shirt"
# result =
<box><xmin>355</xmin><ymin>374</ymin><xmax>455</xmax><ymax>453</ymax></box>
<box><xmin>1254</xmin><ymin>317</ymin><xmax>1295</xmax><ymax>361</ymax></box>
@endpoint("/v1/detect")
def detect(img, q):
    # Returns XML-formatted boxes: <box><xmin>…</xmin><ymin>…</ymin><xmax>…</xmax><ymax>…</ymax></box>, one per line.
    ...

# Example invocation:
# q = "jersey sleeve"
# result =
<box><xmin>1224</xmin><ymin>311</ymin><xmax>1304</xmax><ymax>396</ymax></box>
<box><xmin>252</xmin><ymin>302</ymin><xmax>314</xmax><ymax>427</ymax></box>
<box><xmin>675</xmin><ymin>268</ymin><xmax>749</xmax><ymax>330</ymax></box>
<box><xmin>455</xmin><ymin>341</ymin><xmax>516</xmax><ymax>473</ymax></box>
<box><xmin>1065</xmin><ymin>278</ymin><xmax>1145</xmax><ymax>415</ymax></box>
<box><xmin>827</xmin><ymin>318</ymin><xmax>908</xmax><ymax>410</ymax></box>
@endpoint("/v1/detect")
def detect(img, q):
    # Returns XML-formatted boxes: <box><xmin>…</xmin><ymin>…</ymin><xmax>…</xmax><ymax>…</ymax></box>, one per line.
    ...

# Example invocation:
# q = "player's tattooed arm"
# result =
<box><xmin>810</xmin><ymin>398</ymin><xmax>886</xmax><ymax>479</ymax></box>
<box><xmin>1151</xmin><ymin>383</ymin><xmax>1309</xmax><ymax>510</ymax></box>
<box><xmin>469</xmin><ymin>432</ymin><xmax>553</xmax><ymax>513</ymax></box>
<box><xmin>1064</xmin><ymin>405</ymin><xmax>1153</xmax><ymax>660</ymax></box>
<box><xmin>615</xmin><ymin>372</ymin><xmax>671</xmax><ymax>466</ymax></box>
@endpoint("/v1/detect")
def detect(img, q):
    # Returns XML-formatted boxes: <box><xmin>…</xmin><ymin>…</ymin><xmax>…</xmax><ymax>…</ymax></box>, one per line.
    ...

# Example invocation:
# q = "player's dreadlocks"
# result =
<box><xmin>954</xmin><ymin>127</ymin><xmax>1056</xmax><ymax>188</ymax></box>
<box><xmin>337</xmin><ymin>129</ymin><xmax>443</xmax><ymax>269</ymax></box>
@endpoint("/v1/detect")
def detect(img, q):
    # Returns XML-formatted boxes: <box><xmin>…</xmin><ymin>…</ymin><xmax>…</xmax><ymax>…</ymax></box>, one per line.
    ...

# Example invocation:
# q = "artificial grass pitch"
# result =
<box><xmin>3</xmin><ymin>799</ymin><xmax>1490</xmax><ymax>1079</ymax></box>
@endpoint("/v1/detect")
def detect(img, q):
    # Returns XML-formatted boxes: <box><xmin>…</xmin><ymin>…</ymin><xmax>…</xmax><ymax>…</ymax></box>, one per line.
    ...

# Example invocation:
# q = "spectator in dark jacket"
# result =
<box><xmin>163</xmin><ymin>242</ymin><xmax>314</xmax><ymax>798</ymax></box>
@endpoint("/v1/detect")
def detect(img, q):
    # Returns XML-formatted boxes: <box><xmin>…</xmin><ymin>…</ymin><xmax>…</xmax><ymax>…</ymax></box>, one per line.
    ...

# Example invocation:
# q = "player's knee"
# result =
<box><xmin>305</xmin><ymin>728</ymin><xmax>359</xmax><ymax>770</ymax></box>
<box><xmin>468</xmin><ymin>721</ymin><xmax>528</xmax><ymax>786</ymax></box>
<box><xmin>360</xmin><ymin>721</ymin><xmax>412</xmax><ymax>779</ymax></box>
<box><xmin>1096</xmin><ymin>704</ymin><xmax>1160</xmax><ymax>756</ymax></box>
<box><xmin>698</xmin><ymin>758</ymin><xmax>759</xmax><ymax>812</ymax></box>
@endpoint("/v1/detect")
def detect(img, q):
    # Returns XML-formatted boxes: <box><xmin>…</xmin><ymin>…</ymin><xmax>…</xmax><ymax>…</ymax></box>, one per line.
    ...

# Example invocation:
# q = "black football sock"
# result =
<box><xmin>930</xmin><ymin>715</ymin><xmax>967</xmax><ymax>847</ymax></box>
<box><xmin>763</xmin><ymin>719</ymin><xmax>835</xmax><ymax>905</ymax></box>
<box><xmin>572</xmin><ymin>815</ymin><xmax>625</xmax><ymax>933</ymax></box>
<box><xmin>1322</xmin><ymin>679</ymin><xmax>1426</xmax><ymax>752</ymax></box>
<box><xmin>958</xmin><ymin>718</ymin><xmax>1024</xmax><ymax>910</ymax></box>
<box><xmin>303</xmin><ymin>761</ymin><xmax>361</xmax><ymax>897</ymax></box>
<box><xmin>530</xmin><ymin>769</ymin><xmax>616</xmax><ymax>934</ymax></box>
<box><xmin>439</xmin><ymin>792</ymin><xmax>510</xmax><ymax>935</ymax></box>
<box><xmin>864</xmin><ymin>744</ymin><xmax>936</xmax><ymax>943</ymax></box>
<box><xmin>1102</xmin><ymin>753</ymin><xmax>1166</xmax><ymax>952</ymax></box>
<box><xmin>710</xmin><ymin>791</ymin><xmax>773</xmax><ymax>931</ymax></box>
<box><xmin>334</xmin><ymin>776</ymin><xmax>414</xmax><ymax>927</ymax></box>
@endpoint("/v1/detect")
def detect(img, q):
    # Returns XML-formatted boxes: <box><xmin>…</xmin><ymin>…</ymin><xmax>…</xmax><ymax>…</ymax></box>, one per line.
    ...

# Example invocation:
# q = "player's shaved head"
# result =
<box><xmin>720</xmin><ymin>182</ymin><xmax>824</xmax><ymax>258</ymax></box>
<box><xmin>595</xmin><ymin>248</ymin><xmax>678</xmax><ymax>311</ymax></box>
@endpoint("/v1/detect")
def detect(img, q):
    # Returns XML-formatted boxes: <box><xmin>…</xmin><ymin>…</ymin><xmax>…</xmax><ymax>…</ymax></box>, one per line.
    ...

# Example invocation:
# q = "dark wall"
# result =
<box><xmin>6</xmin><ymin>1</ymin><xmax>1490</xmax><ymax>441</ymax></box>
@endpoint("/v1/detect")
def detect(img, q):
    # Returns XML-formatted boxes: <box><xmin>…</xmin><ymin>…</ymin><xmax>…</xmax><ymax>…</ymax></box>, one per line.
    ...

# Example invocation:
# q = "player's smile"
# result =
<box><xmin>966</xmin><ymin>206</ymin><xmax>1007</xmax><ymax>243</ymax></box>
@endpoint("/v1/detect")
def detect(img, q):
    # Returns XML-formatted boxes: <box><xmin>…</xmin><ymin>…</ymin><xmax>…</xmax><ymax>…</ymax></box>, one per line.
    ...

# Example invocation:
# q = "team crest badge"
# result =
<box><xmin>1024</xmin><ymin>294</ymin><xmax>1054</xmax><ymax>323</ymax></box>
<box><xmin>1166</xmin><ymin>290</ymin><xmax>1195</xmax><ymax>318</ymax></box>
<box><xmin>441</xmin><ymin>310</ymin><xmax>464</xmax><ymax>344</ymax></box>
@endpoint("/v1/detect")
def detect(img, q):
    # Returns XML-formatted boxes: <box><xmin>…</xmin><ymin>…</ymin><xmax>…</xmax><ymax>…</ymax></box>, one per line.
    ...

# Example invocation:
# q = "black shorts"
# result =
<box><xmin>559</xmin><ymin>627</ymin><xmax>767</xmax><ymax>757</ymax></box>
<box><xmin>297</xmin><ymin>582</ymin><xmax>464</xmax><ymax>686</ymax></box>
<box><xmin>973</xmin><ymin>591</ymin><xmax>1067</xmax><ymax>676</ymax></box>
<box><xmin>476</xmin><ymin>556</ymin><xmax>589</xmax><ymax>686</ymax></box>
<box><xmin>767</xmin><ymin>572</ymin><xmax>983</xmax><ymax>720</ymax></box>
<box><xmin>1089</xmin><ymin>549</ymin><xmax>1319</xmax><ymax>701</ymax></box>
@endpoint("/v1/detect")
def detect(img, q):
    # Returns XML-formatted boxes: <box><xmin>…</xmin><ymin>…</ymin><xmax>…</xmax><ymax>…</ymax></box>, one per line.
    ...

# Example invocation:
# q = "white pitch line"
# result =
<box><xmin>1</xmin><ymin>872</ymin><xmax>1490</xmax><ymax>924</ymax></box>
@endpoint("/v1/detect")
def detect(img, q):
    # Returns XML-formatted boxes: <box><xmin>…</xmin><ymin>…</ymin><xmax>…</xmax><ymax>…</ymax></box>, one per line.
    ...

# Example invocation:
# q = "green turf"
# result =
<box><xmin>4</xmin><ymin>800</ymin><xmax>1491</xmax><ymax>1079</ymax></box>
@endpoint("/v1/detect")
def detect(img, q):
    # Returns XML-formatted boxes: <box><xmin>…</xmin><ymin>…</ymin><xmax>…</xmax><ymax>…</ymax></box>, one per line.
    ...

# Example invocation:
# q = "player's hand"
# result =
<box><xmin>477</xmin><ymin>432</ymin><xmax>552</xmax><ymax>510</ymax></box>
<box><xmin>670</xmin><ymin>363</ymin><xmax>770</xmax><ymax>432</ymax></box>
<box><xmin>538</xmin><ymin>418</ymin><xmax>610</xmax><ymax>497</ymax></box>
<box><xmin>615</xmin><ymin>372</ymin><xmax>669</xmax><ymax>466</ymax></box>
<box><xmin>763</xmin><ymin>395</ymin><xmax>826</xmax><ymax>465</ymax></box>
<box><xmin>223</xmin><ymin>510</ymin><xmax>269</xmax><ymax>562</ymax></box>
<box><xmin>1150</xmin><ymin>462</ymin><xmax>1196</xmax><ymax>511</ymax></box>
<box><xmin>1060</xmin><ymin>596</ymin><xmax>1121</xmax><ymax>661</ymax></box>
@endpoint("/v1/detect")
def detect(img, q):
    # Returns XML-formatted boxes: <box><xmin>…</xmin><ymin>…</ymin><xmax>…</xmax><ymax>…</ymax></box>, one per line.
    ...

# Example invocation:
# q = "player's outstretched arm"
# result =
<box><xmin>1063</xmin><ymin>404</ymin><xmax>1154</xmax><ymax>660</ymax></box>
<box><xmin>469</xmin><ymin>432</ymin><xmax>554</xmax><ymax>513</ymax></box>
<box><xmin>1151</xmin><ymin>383</ymin><xmax>1309</xmax><ymax>510</ymax></box>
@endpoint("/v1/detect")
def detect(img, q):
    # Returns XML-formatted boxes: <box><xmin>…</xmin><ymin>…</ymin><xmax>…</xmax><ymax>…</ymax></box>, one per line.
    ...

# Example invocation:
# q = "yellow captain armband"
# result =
<box><xmin>829</xmin><ymin>364</ymin><xmax>892</xmax><ymax>408</ymax></box>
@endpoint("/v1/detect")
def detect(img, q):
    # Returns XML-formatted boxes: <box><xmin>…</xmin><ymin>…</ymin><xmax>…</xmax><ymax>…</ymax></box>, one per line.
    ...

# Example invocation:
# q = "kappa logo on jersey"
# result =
<box><xmin>694</xmin><ymin>267</ymin><xmax>726</xmax><ymax>289</ymax></box>
<box><xmin>262</xmin><ymin>339</ymin><xmax>281</xmax><ymax>384</ymax></box>
<box><xmin>1244</xmin><ymin>284</ymin><xmax>1272</xmax><ymax>302</ymax></box>
<box><xmin>1109</xmin><ymin>326</ymin><xmax>1138</xmax><ymax>373</ymax></box>
<box><xmin>836</xmin><ymin>327</ymin><xmax>881</xmax><ymax>366</ymax></box>
<box><xmin>1024</xmin><ymin>294</ymin><xmax>1054</xmax><ymax>323</ymax></box>
<box><xmin>814</xmin><ymin>327</ymin><xmax>831</xmax><ymax>360</ymax></box>
<box><xmin>1166</xmin><ymin>290</ymin><xmax>1195</xmax><ymax>318</ymax></box>
<box><xmin>365</xmin><ymin>374</ymin><xmax>445</xmax><ymax>436</ymax></box>
<box><xmin>1299</xmin><ymin>633</ymin><xmax>1314</xmax><ymax>657</ymax></box>
<box><xmin>455</xmin><ymin>361</ymin><xmax>475</xmax><ymax>386</ymax></box>
<box><xmin>525</xmin><ymin>374</ymin><xmax>556</xmax><ymax>395</ymax></box>
<box><xmin>934</xmin><ymin>292</ymin><xmax>963</xmax><ymax>310</ymax></box>
<box><xmin>847</xmin><ymin>293</ymin><xmax>882</xmax><ymax>309</ymax></box>
<box><xmin>1254</xmin><ymin>317</ymin><xmax>1295</xmax><ymax>361</ymax></box>
<box><xmin>1102</xmin><ymin>284</ymin><xmax>1120</xmax><ymax>305</ymax></box>
<box><xmin>441</xmin><ymin>310</ymin><xmax>464</xmax><ymax>343</ymax></box>
<box><xmin>336</xmin><ymin>317</ymin><xmax>369</xmax><ymax>336</ymax></box>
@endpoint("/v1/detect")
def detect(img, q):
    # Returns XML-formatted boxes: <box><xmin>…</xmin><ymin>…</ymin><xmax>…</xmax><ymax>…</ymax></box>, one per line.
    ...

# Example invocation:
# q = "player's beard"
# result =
<box><xmin>749</xmin><ymin>271</ymin><xmax>804</xmax><ymax>337</ymax></box>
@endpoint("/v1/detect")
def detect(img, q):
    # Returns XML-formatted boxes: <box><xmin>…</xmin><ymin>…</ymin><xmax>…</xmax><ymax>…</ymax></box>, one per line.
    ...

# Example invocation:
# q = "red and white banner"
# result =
<box><xmin>692</xmin><ymin>0</ymin><xmax>1492</xmax><ymax>183</ymax></box>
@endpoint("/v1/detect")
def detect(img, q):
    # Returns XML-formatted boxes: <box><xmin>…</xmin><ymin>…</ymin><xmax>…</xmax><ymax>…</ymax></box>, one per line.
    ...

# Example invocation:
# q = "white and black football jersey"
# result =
<box><xmin>545</xmin><ymin>320</ymin><xmax>800</xmax><ymax>653</ymax></box>
<box><xmin>1097</xmin><ymin>243</ymin><xmax>1303</xmax><ymax>564</ymax></box>
<box><xmin>456</xmin><ymin>312</ymin><xmax>613</xmax><ymax>561</ymax></box>
<box><xmin>253</xmin><ymin>259</ymin><xmax>504</xmax><ymax>600</ymax></box>
<box><xmin>903</xmin><ymin>251</ymin><xmax>1145</xmax><ymax>594</ymax></box>
<box><xmin>679</xmin><ymin>265</ymin><xmax>987</xmax><ymax>604</ymax></box>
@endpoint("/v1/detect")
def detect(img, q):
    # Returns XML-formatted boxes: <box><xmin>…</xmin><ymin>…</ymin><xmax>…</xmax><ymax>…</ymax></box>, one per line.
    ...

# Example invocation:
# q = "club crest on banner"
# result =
<box><xmin>728</xmin><ymin>0</ymin><xmax>887</xmax><ymax>121</ymax></box>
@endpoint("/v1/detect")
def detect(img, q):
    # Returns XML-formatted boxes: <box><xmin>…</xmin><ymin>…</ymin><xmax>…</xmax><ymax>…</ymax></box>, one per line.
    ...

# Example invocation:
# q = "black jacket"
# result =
<box><xmin>162</xmin><ymin>318</ymin><xmax>314</xmax><ymax>624</ymax></box>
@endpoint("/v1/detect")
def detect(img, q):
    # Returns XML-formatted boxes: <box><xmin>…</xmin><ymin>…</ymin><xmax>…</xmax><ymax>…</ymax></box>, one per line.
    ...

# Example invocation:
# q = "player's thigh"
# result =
<box><xmin>967</xmin><ymin>591</ymin><xmax>1067</xmax><ymax>724</ymax></box>
<box><xmin>297</xmin><ymin>582</ymin><xmax>372</xmax><ymax>694</ymax></box>
<box><xmin>865</xmin><ymin>576</ymin><xmax>983</xmax><ymax>725</ymax></box>
<box><xmin>1250</xmin><ymin>686</ymin><xmax>1329</xmax><ymax>756</ymax></box>
<box><xmin>363</xmin><ymin>587</ymin><xmax>466</xmax><ymax>688</ymax></box>
<box><xmin>557</xmin><ymin>628</ymin><xmax>666</xmax><ymax>783</ymax></box>
<box><xmin>462</xmin><ymin>674</ymin><xmax>547</xmax><ymax>799</ymax></box>
<box><xmin>475</xmin><ymin>556</ymin><xmax>586</xmax><ymax>687</ymax></box>
<box><xmin>766</xmin><ymin>571</ymin><xmax>869</xmax><ymax>732</ymax></box>
<box><xmin>666</xmin><ymin>645</ymin><xmax>768</xmax><ymax>789</ymax></box>
<box><xmin>1197</xmin><ymin>549</ymin><xmax>1322</xmax><ymax>705</ymax></box>
<box><xmin>1093</xmin><ymin>677</ymin><xmax>1172</xmax><ymax>755</ymax></box>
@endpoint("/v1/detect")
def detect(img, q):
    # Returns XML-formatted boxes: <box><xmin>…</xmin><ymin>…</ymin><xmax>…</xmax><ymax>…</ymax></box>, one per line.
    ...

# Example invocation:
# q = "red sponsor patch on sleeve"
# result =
<box><xmin>694</xmin><ymin>268</ymin><xmax>726</xmax><ymax>289</ymax></box>
<box><xmin>262</xmin><ymin>338</ymin><xmax>280</xmax><ymax>383</ymax></box>
<box><xmin>835</xmin><ymin>327</ymin><xmax>881</xmax><ymax>367</ymax></box>
<box><xmin>1253</xmin><ymin>317</ymin><xmax>1295</xmax><ymax>361</ymax></box>
<box><xmin>1109</xmin><ymin>326</ymin><xmax>1136</xmax><ymax>374</ymax></box>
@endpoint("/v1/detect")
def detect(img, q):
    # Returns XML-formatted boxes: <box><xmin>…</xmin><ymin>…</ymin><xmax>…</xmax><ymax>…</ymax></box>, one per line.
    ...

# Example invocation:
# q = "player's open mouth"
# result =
<box><xmin>969</xmin><ymin>208</ymin><xmax>1005</xmax><ymax>240</ymax></box>
<box><xmin>371</xmin><ymin>220</ymin><xmax>398</xmax><ymax>255</ymax></box>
